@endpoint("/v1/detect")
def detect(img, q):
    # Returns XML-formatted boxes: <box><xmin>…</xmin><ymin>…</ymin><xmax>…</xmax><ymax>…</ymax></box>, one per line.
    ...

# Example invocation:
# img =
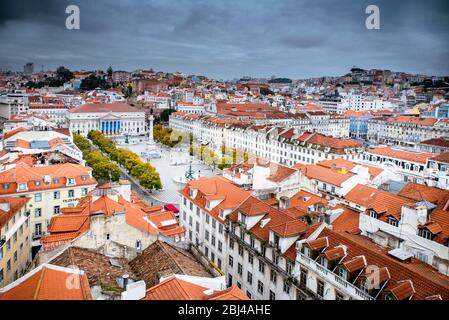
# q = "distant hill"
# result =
<box><xmin>268</xmin><ymin>78</ymin><xmax>292</xmax><ymax>84</ymax></box>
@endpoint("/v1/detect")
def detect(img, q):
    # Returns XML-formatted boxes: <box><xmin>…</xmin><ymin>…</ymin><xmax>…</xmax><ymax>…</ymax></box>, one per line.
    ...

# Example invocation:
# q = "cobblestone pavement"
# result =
<box><xmin>118</xmin><ymin>140</ymin><xmax>221</xmax><ymax>206</ymax></box>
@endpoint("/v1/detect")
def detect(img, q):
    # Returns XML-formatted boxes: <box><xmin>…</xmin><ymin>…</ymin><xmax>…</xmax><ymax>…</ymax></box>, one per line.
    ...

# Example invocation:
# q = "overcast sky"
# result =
<box><xmin>0</xmin><ymin>0</ymin><xmax>448</xmax><ymax>80</ymax></box>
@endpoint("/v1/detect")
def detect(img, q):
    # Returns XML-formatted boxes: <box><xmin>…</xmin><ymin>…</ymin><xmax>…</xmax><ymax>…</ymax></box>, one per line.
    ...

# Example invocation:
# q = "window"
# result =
<box><xmin>218</xmin><ymin>224</ymin><xmax>223</xmax><ymax>234</ymax></box>
<box><xmin>0</xmin><ymin>269</ymin><xmax>3</xmax><ymax>282</ymax></box>
<box><xmin>218</xmin><ymin>241</ymin><xmax>223</xmax><ymax>253</ymax></box>
<box><xmin>82</xmin><ymin>188</ymin><xmax>88</xmax><ymax>196</ymax></box>
<box><xmin>68</xmin><ymin>189</ymin><xmax>75</xmax><ymax>198</ymax></box>
<box><xmin>250</xmin><ymin>237</ymin><xmax>255</xmax><ymax>248</ymax></box>
<box><xmin>257</xmin><ymin>280</ymin><xmax>264</xmax><ymax>294</ymax></box>
<box><xmin>205</xmin><ymin>230</ymin><xmax>210</xmax><ymax>241</ymax></box>
<box><xmin>54</xmin><ymin>206</ymin><xmax>60</xmax><ymax>215</ymax></box>
<box><xmin>361</xmin><ymin>279</ymin><xmax>370</xmax><ymax>293</ymax></box>
<box><xmin>338</xmin><ymin>267</ymin><xmax>347</xmax><ymax>280</ymax></box>
<box><xmin>286</xmin><ymin>261</ymin><xmax>292</xmax><ymax>275</ymax></box>
<box><xmin>34</xmin><ymin>208</ymin><xmax>42</xmax><ymax>218</ymax></box>
<box><xmin>210</xmin><ymin>252</ymin><xmax>215</xmax><ymax>263</ymax></box>
<box><xmin>283</xmin><ymin>280</ymin><xmax>291</xmax><ymax>294</ymax></box>
<box><xmin>205</xmin><ymin>246</ymin><xmax>209</xmax><ymax>257</ymax></box>
<box><xmin>217</xmin><ymin>258</ymin><xmax>222</xmax><ymax>270</ymax></box>
<box><xmin>182</xmin><ymin>211</ymin><xmax>186</xmax><ymax>221</ymax></box>
<box><xmin>269</xmin><ymin>290</ymin><xmax>276</xmax><ymax>300</ymax></box>
<box><xmin>237</xmin><ymin>263</ymin><xmax>242</xmax><ymax>275</ymax></box>
<box><xmin>196</xmin><ymin>222</ymin><xmax>200</xmax><ymax>233</ymax></box>
<box><xmin>189</xmin><ymin>216</ymin><xmax>192</xmax><ymax>227</ymax></box>
<box><xmin>196</xmin><ymin>207</ymin><xmax>200</xmax><ymax>216</ymax></box>
<box><xmin>106</xmin><ymin>233</ymin><xmax>110</xmax><ymax>240</ymax></box>
<box><xmin>248</xmin><ymin>253</ymin><xmax>253</xmax><ymax>265</ymax></box>
<box><xmin>67</xmin><ymin>178</ymin><xmax>75</xmax><ymax>185</ymax></box>
<box><xmin>246</xmin><ymin>291</ymin><xmax>252</xmax><ymax>299</ymax></box>
<box><xmin>18</xmin><ymin>183</ymin><xmax>27</xmax><ymax>191</ymax></box>
<box><xmin>229</xmin><ymin>238</ymin><xmax>234</xmax><ymax>249</ymax></box>
<box><xmin>212</xmin><ymin>219</ymin><xmax>216</xmax><ymax>229</ymax></box>
<box><xmin>229</xmin><ymin>255</ymin><xmax>234</xmax><ymax>267</ymax></box>
<box><xmin>300</xmin><ymin>268</ymin><xmax>308</xmax><ymax>287</ymax></box>
<box><xmin>228</xmin><ymin>274</ymin><xmax>233</xmax><ymax>287</ymax></box>
<box><xmin>317</xmin><ymin>256</ymin><xmax>328</xmax><ymax>268</ymax></box>
<box><xmin>54</xmin><ymin>191</ymin><xmax>60</xmax><ymax>200</ymax></box>
<box><xmin>303</xmin><ymin>246</ymin><xmax>310</xmax><ymax>257</ymax></box>
<box><xmin>258</xmin><ymin>260</ymin><xmax>265</xmax><ymax>274</ymax></box>
<box><xmin>206</xmin><ymin>214</ymin><xmax>210</xmax><ymax>224</ymax></box>
<box><xmin>317</xmin><ymin>280</ymin><xmax>325</xmax><ymax>297</ymax></box>
<box><xmin>247</xmin><ymin>271</ymin><xmax>253</xmax><ymax>285</ymax></box>
<box><xmin>136</xmin><ymin>240</ymin><xmax>142</xmax><ymax>250</ymax></box>
<box><xmin>237</xmin><ymin>281</ymin><xmax>241</xmax><ymax>289</ymax></box>
<box><xmin>238</xmin><ymin>245</ymin><xmax>243</xmax><ymax>257</ymax></box>
<box><xmin>35</xmin><ymin>180</ymin><xmax>41</xmax><ymax>186</ymax></box>
<box><xmin>336</xmin><ymin>291</ymin><xmax>345</xmax><ymax>300</ymax></box>
<box><xmin>270</xmin><ymin>269</ymin><xmax>277</xmax><ymax>283</ymax></box>
<box><xmin>419</xmin><ymin>229</ymin><xmax>432</xmax><ymax>240</ymax></box>
<box><xmin>211</xmin><ymin>235</ymin><xmax>216</xmax><ymax>246</ymax></box>
<box><xmin>369</xmin><ymin>210</ymin><xmax>377</xmax><ymax>219</ymax></box>
<box><xmin>34</xmin><ymin>193</ymin><xmax>42</xmax><ymax>202</ymax></box>
<box><xmin>388</xmin><ymin>217</ymin><xmax>398</xmax><ymax>227</ymax></box>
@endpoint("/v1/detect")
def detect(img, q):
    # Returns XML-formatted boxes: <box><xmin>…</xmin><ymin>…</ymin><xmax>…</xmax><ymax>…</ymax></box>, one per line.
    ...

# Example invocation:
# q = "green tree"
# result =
<box><xmin>139</xmin><ymin>170</ymin><xmax>162</xmax><ymax>191</ymax></box>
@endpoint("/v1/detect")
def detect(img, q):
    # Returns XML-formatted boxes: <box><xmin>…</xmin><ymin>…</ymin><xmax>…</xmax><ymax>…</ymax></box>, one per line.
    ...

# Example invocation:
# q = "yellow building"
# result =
<box><xmin>0</xmin><ymin>162</ymin><xmax>97</xmax><ymax>247</ymax></box>
<box><xmin>0</xmin><ymin>197</ymin><xmax>31</xmax><ymax>288</ymax></box>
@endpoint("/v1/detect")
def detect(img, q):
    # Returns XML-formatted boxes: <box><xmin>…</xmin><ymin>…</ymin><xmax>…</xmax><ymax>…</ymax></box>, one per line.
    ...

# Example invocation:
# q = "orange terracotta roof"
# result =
<box><xmin>0</xmin><ymin>197</ymin><xmax>30</xmax><ymax>229</ymax></box>
<box><xmin>345</xmin><ymin>184</ymin><xmax>411</xmax><ymax>221</ymax></box>
<box><xmin>367</xmin><ymin>147</ymin><xmax>434</xmax><ymax>164</ymax></box>
<box><xmin>142</xmin><ymin>276</ymin><xmax>249</xmax><ymax>300</ymax></box>
<box><xmin>294</xmin><ymin>163</ymin><xmax>355</xmax><ymax>187</ymax></box>
<box><xmin>179</xmin><ymin>176</ymin><xmax>250</xmax><ymax>223</ymax></box>
<box><xmin>313</xmin><ymin>228</ymin><xmax>449</xmax><ymax>300</ymax></box>
<box><xmin>271</xmin><ymin>219</ymin><xmax>308</xmax><ymax>237</ymax></box>
<box><xmin>0</xmin><ymin>264</ymin><xmax>92</xmax><ymax>300</ymax></box>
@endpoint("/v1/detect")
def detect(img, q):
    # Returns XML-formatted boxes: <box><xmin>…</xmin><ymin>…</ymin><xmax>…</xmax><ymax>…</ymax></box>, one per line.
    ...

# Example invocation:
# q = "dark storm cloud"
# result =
<box><xmin>0</xmin><ymin>0</ymin><xmax>448</xmax><ymax>79</ymax></box>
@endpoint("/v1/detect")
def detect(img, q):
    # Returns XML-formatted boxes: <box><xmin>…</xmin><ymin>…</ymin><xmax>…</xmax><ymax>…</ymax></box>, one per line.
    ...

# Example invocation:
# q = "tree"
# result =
<box><xmin>107</xmin><ymin>66</ymin><xmax>113</xmax><ymax>77</ymax></box>
<box><xmin>160</xmin><ymin>108</ymin><xmax>176</xmax><ymax>122</ymax></box>
<box><xmin>139</xmin><ymin>170</ymin><xmax>162</xmax><ymax>191</ymax></box>
<box><xmin>56</xmin><ymin>66</ymin><xmax>74</xmax><ymax>83</ymax></box>
<box><xmin>80</xmin><ymin>74</ymin><xmax>111</xmax><ymax>90</ymax></box>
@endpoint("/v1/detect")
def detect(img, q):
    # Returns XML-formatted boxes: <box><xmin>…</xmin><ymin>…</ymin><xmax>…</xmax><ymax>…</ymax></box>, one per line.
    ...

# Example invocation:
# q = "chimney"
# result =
<box><xmin>122</xmin><ymin>274</ymin><xmax>129</xmax><ymax>288</ymax></box>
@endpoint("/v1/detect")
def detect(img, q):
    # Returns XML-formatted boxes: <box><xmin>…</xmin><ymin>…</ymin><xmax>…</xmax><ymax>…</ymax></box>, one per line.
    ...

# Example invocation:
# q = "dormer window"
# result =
<box><xmin>317</xmin><ymin>256</ymin><xmax>328</xmax><ymax>268</ymax></box>
<box><xmin>81</xmin><ymin>176</ymin><xmax>87</xmax><ymax>181</ymax></box>
<box><xmin>303</xmin><ymin>246</ymin><xmax>310</xmax><ymax>257</ymax></box>
<box><xmin>67</xmin><ymin>178</ymin><xmax>75</xmax><ymax>185</ymax></box>
<box><xmin>206</xmin><ymin>200</ymin><xmax>211</xmax><ymax>209</ymax></box>
<box><xmin>18</xmin><ymin>183</ymin><xmax>27</xmax><ymax>191</ymax></box>
<box><xmin>35</xmin><ymin>180</ymin><xmax>41</xmax><ymax>186</ymax></box>
<box><xmin>369</xmin><ymin>210</ymin><xmax>377</xmax><ymax>219</ymax></box>
<box><xmin>3</xmin><ymin>183</ymin><xmax>9</xmax><ymax>190</ymax></box>
<box><xmin>338</xmin><ymin>267</ymin><xmax>347</xmax><ymax>280</ymax></box>
<box><xmin>418</xmin><ymin>228</ymin><xmax>432</xmax><ymax>240</ymax></box>
<box><xmin>54</xmin><ymin>178</ymin><xmax>60</xmax><ymax>184</ymax></box>
<box><xmin>388</xmin><ymin>217</ymin><xmax>398</xmax><ymax>227</ymax></box>
<box><xmin>361</xmin><ymin>279</ymin><xmax>371</xmax><ymax>293</ymax></box>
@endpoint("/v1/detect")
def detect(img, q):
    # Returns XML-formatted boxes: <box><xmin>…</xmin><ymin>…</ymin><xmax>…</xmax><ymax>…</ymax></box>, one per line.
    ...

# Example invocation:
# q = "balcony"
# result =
<box><xmin>298</xmin><ymin>252</ymin><xmax>373</xmax><ymax>300</ymax></box>
<box><xmin>0</xmin><ymin>236</ymin><xmax>5</xmax><ymax>246</ymax></box>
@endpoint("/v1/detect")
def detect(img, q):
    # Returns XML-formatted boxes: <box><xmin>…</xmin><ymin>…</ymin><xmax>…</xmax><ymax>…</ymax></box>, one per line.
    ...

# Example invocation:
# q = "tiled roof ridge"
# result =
<box><xmin>157</xmin><ymin>241</ymin><xmax>186</xmax><ymax>275</ymax></box>
<box><xmin>32</xmin><ymin>267</ymin><xmax>46</xmax><ymax>300</ymax></box>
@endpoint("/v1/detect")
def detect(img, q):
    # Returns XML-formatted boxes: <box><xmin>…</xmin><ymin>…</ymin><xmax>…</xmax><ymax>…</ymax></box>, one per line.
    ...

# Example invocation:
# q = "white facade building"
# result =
<box><xmin>67</xmin><ymin>102</ymin><xmax>147</xmax><ymax>137</ymax></box>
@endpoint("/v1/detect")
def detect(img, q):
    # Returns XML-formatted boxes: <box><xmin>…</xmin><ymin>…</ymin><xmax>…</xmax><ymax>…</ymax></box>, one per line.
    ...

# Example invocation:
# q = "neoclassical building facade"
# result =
<box><xmin>66</xmin><ymin>102</ymin><xmax>147</xmax><ymax>137</ymax></box>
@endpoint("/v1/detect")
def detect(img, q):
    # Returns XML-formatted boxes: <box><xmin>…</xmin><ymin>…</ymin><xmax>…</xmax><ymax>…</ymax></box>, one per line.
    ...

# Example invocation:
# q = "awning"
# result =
<box><xmin>164</xmin><ymin>204</ymin><xmax>179</xmax><ymax>213</ymax></box>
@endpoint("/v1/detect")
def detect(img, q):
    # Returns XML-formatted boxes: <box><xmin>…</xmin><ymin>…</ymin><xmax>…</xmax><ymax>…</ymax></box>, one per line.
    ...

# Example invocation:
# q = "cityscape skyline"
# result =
<box><xmin>1</xmin><ymin>0</ymin><xmax>448</xmax><ymax>79</ymax></box>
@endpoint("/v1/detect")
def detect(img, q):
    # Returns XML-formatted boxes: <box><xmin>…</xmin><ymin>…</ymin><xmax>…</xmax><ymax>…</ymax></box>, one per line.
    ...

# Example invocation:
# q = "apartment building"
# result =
<box><xmin>0</xmin><ymin>162</ymin><xmax>97</xmax><ymax>246</ymax></box>
<box><xmin>170</xmin><ymin>113</ymin><xmax>361</xmax><ymax>167</ymax></box>
<box><xmin>367</xmin><ymin>116</ymin><xmax>449</xmax><ymax>147</ymax></box>
<box><xmin>226</xmin><ymin>196</ymin><xmax>311</xmax><ymax>300</ymax></box>
<box><xmin>343</xmin><ymin>183</ymin><xmax>449</xmax><ymax>276</ymax></box>
<box><xmin>362</xmin><ymin>146</ymin><xmax>449</xmax><ymax>189</ymax></box>
<box><xmin>295</xmin><ymin>225</ymin><xmax>449</xmax><ymax>300</ymax></box>
<box><xmin>0</xmin><ymin>197</ymin><xmax>31</xmax><ymax>288</ymax></box>
<box><xmin>178</xmin><ymin>177</ymin><xmax>250</xmax><ymax>275</ymax></box>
